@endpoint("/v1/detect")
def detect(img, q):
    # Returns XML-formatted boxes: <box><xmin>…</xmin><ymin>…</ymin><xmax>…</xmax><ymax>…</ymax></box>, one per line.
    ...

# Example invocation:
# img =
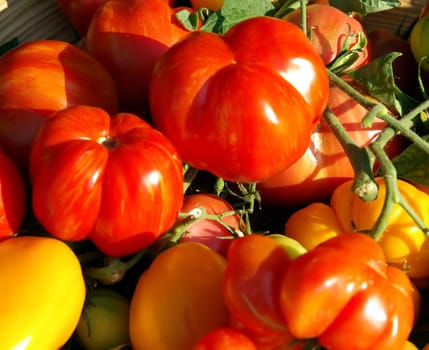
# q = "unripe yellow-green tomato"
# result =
<box><xmin>74</xmin><ymin>287</ymin><xmax>131</xmax><ymax>350</ymax></box>
<box><xmin>410</xmin><ymin>15</ymin><xmax>429</xmax><ymax>72</ymax></box>
<box><xmin>0</xmin><ymin>235</ymin><xmax>86</xmax><ymax>349</ymax></box>
<box><xmin>190</xmin><ymin>0</ymin><xmax>224</xmax><ymax>11</ymax></box>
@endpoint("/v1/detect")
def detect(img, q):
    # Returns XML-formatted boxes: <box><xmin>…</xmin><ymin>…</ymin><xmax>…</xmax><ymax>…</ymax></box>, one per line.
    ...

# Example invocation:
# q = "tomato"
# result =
<box><xmin>0</xmin><ymin>145</ymin><xmax>26</xmax><ymax>241</ymax></box>
<box><xmin>29</xmin><ymin>105</ymin><xmax>184</xmax><ymax>257</ymax></box>
<box><xmin>192</xmin><ymin>327</ymin><xmax>257</xmax><ymax>350</ymax></box>
<box><xmin>190</xmin><ymin>0</ymin><xmax>223</xmax><ymax>11</ymax></box>
<box><xmin>279</xmin><ymin>233</ymin><xmax>414</xmax><ymax>349</ymax></box>
<box><xmin>178</xmin><ymin>193</ymin><xmax>242</xmax><ymax>257</ymax></box>
<box><xmin>0</xmin><ymin>235</ymin><xmax>86</xmax><ymax>349</ymax></box>
<box><xmin>56</xmin><ymin>0</ymin><xmax>112</xmax><ymax>36</ymax></box>
<box><xmin>57</xmin><ymin>0</ymin><xmax>176</xmax><ymax>36</ymax></box>
<box><xmin>129</xmin><ymin>242</ymin><xmax>230</xmax><ymax>350</ymax></box>
<box><xmin>223</xmin><ymin>234</ymin><xmax>291</xmax><ymax>335</ymax></box>
<box><xmin>331</xmin><ymin>177</ymin><xmax>429</xmax><ymax>267</ymax></box>
<box><xmin>420</xmin><ymin>0</ymin><xmax>429</xmax><ymax>19</ymax></box>
<box><xmin>258</xmin><ymin>82</ymin><xmax>403</xmax><ymax>208</ymax></box>
<box><xmin>410</xmin><ymin>14</ymin><xmax>429</xmax><ymax>72</ymax></box>
<box><xmin>0</xmin><ymin>40</ymin><xmax>119</xmax><ymax>172</ymax></box>
<box><xmin>150</xmin><ymin>16</ymin><xmax>329</xmax><ymax>183</ymax></box>
<box><xmin>74</xmin><ymin>287</ymin><xmax>130</xmax><ymax>350</ymax></box>
<box><xmin>283</xmin><ymin>4</ymin><xmax>371</xmax><ymax>70</ymax></box>
<box><xmin>368</xmin><ymin>29</ymin><xmax>418</xmax><ymax>95</ymax></box>
<box><xmin>84</xmin><ymin>0</ymin><xmax>193</xmax><ymax>113</ymax></box>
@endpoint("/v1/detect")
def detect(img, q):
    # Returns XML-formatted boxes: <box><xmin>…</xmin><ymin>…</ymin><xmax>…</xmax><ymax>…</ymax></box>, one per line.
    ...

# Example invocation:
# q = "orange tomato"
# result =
<box><xmin>129</xmin><ymin>242</ymin><xmax>230</xmax><ymax>350</ymax></box>
<box><xmin>0</xmin><ymin>235</ymin><xmax>86</xmax><ymax>349</ymax></box>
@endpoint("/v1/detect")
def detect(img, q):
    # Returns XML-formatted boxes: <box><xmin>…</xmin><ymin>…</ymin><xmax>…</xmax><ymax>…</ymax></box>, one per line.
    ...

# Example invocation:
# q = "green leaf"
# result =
<box><xmin>329</xmin><ymin>0</ymin><xmax>400</xmax><ymax>15</ymax></box>
<box><xmin>347</xmin><ymin>52</ymin><xmax>420</xmax><ymax>116</ymax></box>
<box><xmin>200</xmin><ymin>0</ymin><xmax>276</xmax><ymax>34</ymax></box>
<box><xmin>175</xmin><ymin>9</ymin><xmax>201</xmax><ymax>31</ymax></box>
<box><xmin>393</xmin><ymin>134</ymin><xmax>429</xmax><ymax>187</ymax></box>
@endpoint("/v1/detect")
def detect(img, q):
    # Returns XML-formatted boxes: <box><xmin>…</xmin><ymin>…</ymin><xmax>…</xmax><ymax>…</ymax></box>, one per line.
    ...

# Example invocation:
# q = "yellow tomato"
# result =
<box><xmin>129</xmin><ymin>241</ymin><xmax>230</xmax><ymax>350</ymax></box>
<box><xmin>0</xmin><ymin>235</ymin><xmax>86</xmax><ymax>349</ymax></box>
<box><xmin>331</xmin><ymin>177</ymin><xmax>429</xmax><ymax>265</ymax></box>
<box><xmin>190</xmin><ymin>0</ymin><xmax>224</xmax><ymax>11</ymax></box>
<box><xmin>284</xmin><ymin>202</ymin><xmax>343</xmax><ymax>250</ymax></box>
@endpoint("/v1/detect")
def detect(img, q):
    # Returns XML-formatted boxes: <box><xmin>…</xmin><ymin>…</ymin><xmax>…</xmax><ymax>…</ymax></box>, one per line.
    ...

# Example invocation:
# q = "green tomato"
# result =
<box><xmin>74</xmin><ymin>288</ymin><xmax>130</xmax><ymax>350</ymax></box>
<box><xmin>410</xmin><ymin>15</ymin><xmax>429</xmax><ymax>72</ymax></box>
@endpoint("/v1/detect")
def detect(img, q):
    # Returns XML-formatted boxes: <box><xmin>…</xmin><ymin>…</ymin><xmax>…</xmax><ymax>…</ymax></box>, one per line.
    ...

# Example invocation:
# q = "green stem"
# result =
<box><xmin>369</xmin><ymin>142</ymin><xmax>429</xmax><ymax>240</ymax></box>
<box><xmin>323</xmin><ymin>107</ymin><xmax>377</xmax><ymax>201</ymax></box>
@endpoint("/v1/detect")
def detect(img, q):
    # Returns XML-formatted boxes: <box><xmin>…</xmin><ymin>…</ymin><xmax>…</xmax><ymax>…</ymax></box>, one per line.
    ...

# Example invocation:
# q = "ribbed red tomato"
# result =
<box><xmin>29</xmin><ymin>105</ymin><xmax>184</xmax><ymax>257</ymax></box>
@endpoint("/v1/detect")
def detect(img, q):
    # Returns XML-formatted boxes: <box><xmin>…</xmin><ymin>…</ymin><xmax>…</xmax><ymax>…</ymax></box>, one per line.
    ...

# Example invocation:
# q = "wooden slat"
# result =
<box><xmin>0</xmin><ymin>0</ymin><xmax>77</xmax><ymax>47</ymax></box>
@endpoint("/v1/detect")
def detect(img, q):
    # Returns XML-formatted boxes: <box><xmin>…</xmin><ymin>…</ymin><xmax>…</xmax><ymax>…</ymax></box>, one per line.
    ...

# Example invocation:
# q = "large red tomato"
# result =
<box><xmin>29</xmin><ymin>105</ymin><xmax>184</xmax><ymax>257</ymax></box>
<box><xmin>84</xmin><ymin>0</ymin><xmax>193</xmax><ymax>113</ymax></box>
<box><xmin>149</xmin><ymin>16</ymin><xmax>329</xmax><ymax>183</ymax></box>
<box><xmin>283</xmin><ymin>4</ymin><xmax>371</xmax><ymax>71</ymax></box>
<box><xmin>0</xmin><ymin>146</ymin><xmax>26</xmax><ymax>241</ymax></box>
<box><xmin>257</xmin><ymin>82</ymin><xmax>403</xmax><ymax>208</ymax></box>
<box><xmin>0</xmin><ymin>40</ymin><xmax>119</xmax><ymax>172</ymax></box>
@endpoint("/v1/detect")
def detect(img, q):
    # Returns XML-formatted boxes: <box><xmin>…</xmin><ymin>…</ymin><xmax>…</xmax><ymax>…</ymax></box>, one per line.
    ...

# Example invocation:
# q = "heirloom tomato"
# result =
<box><xmin>0</xmin><ymin>235</ymin><xmax>86</xmax><ymax>350</ymax></box>
<box><xmin>85</xmin><ymin>0</ymin><xmax>194</xmax><ymax>112</ymax></box>
<box><xmin>129</xmin><ymin>241</ymin><xmax>230</xmax><ymax>350</ymax></box>
<box><xmin>284</xmin><ymin>177</ymin><xmax>429</xmax><ymax>277</ymax></box>
<box><xmin>223</xmin><ymin>234</ymin><xmax>291</xmax><ymax>335</ymax></box>
<box><xmin>410</xmin><ymin>14</ymin><xmax>429</xmax><ymax>72</ymax></box>
<box><xmin>0</xmin><ymin>145</ymin><xmax>26</xmax><ymax>241</ymax></box>
<box><xmin>150</xmin><ymin>16</ymin><xmax>329</xmax><ymax>182</ymax></box>
<box><xmin>178</xmin><ymin>193</ymin><xmax>242</xmax><ymax>257</ymax></box>
<box><xmin>283</xmin><ymin>4</ymin><xmax>371</xmax><ymax>71</ymax></box>
<box><xmin>29</xmin><ymin>105</ymin><xmax>184</xmax><ymax>257</ymax></box>
<box><xmin>280</xmin><ymin>233</ymin><xmax>415</xmax><ymax>350</ymax></box>
<box><xmin>74</xmin><ymin>287</ymin><xmax>130</xmax><ymax>350</ymax></box>
<box><xmin>0</xmin><ymin>40</ymin><xmax>119</xmax><ymax>172</ymax></box>
<box><xmin>192</xmin><ymin>327</ymin><xmax>257</xmax><ymax>350</ymax></box>
<box><xmin>258</xmin><ymin>82</ymin><xmax>403</xmax><ymax>208</ymax></box>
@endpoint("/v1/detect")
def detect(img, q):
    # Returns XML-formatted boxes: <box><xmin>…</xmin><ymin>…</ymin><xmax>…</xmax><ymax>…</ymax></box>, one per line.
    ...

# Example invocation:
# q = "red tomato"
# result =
<box><xmin>257</xmin><ymin>82</ymin><xmax>403</xmax><ymax>208</ymax></box>
<box><xmin>0</xmin><ymin>146</ymin><xmax>26</xmax><ymax>241</ymax></box>
<box><xmin>283</xmin><ymin>4</ymin><xmax>371</xmax><ymax>70</ymax></box>
<box><xmin>150</xmin><ymin>16</ymin><xmax>329</xmax><ymax>183</ymax></box>
<box><xmin>84</xmin><ymin>0</ymin><xmax>193</xmax><ymax>112</ymax></box>
<box><xmin>190</xmin><ymin>0</ymin><xmax>223</xmax><ymax>11</ymax></box>
<box><xmin>29</xmin><ymin>105</ymin><xmax>184</xmax><ymax>257</ymax></box>
<box><xmin>0</xmin><ymin>40</ymin><xmax>119</xmax><ymax>172</ymax></box>
<box><xmin>192</xmin><ymin>327</ymin><xmax>257</xmax><ymax>350</ymax></box>
<box><xmin>178</xmin><ymin>193</ymin><xmax>242</xmax><ymax>257</ymax></box>
<box><xmin>223</xmin><ymin>234</ymin><xmax>291</xmax><ymax>335</ymax></box>
<box><xmin>57</xmin><ymin>0</ymin><xmax>176</xmax><ymax>35</ymax></box>
<box><xmin>279</xmin><ymin>233</ymin><xmax>414</xmax><ymax>349</ymax></box>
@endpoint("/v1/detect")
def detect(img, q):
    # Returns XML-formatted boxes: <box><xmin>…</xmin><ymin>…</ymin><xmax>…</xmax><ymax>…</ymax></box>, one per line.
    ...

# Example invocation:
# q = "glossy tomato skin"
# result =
<box><xmin>223</xmin><ymin>234</ymin><xmax>291</xmax><ymax>335</ymax></box>
<box><xmin>279</xmin><ymin>233</ymin><xmax>414</xmax><ymax>349</ymax></box>
<box><xmin>150</xmin><ymin>16</ymin><xmax>329</xmax><ymax>183</ymax></box>
<box><xmin>257</xmin><ymin>83</ymin><xmax>403</xmax><ymax>208</ymax></box>
<box><xmin>29</xmin><ymin>105</ymin><xmax>184</xmax><ymax>257</ymax></box>
<box><xmin>283</xmin><ymin>4</ymin><xmax>371</xmax><ymax>70</ymax></box>
<box><xmin>0</xmin><ymin>146</ymin><xmax>26</xmax><ymax>241</ymax></box>
<box><xmin>179</xmin><ymin>193</ymin><xmax>242</xmax><ymax>257</ymax></box>
<box><xmin>129</xmin><ymin>242</ymin><xmax>230</xmax><ymax>350</ymax></box>
<box><xmin>192</xmin><ymin>327</ymin><xmax>257</xmax><ymax>350</ymax></box>
<box><xmin>0</xmin><ymin>235</ymin><xmax>86</xmax><ymax>350</ymax></box>
<box><xmin>0</xmin><ymin>40</ymin><xmax>119</xmax><ymax>172</ymax></box>
<box><xmin>85</xmin><ymin>0</ymin><xmax>193</xmax><ymax>112</ymax></box>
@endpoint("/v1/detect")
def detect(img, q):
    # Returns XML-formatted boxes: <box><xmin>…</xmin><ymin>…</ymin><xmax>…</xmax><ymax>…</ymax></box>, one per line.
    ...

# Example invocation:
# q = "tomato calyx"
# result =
<box><xmin>100</xmin><ymin>137</ymin><xmax>120</xmax><ymax>151</ymax></box>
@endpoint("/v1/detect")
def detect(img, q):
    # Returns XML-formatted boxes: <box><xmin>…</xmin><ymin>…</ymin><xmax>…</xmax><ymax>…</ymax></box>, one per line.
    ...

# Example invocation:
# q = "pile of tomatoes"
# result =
<box><xmin>1</xmin><ymin>0</ymin><xmax>429</xmax><ymax>349</ymax></box>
